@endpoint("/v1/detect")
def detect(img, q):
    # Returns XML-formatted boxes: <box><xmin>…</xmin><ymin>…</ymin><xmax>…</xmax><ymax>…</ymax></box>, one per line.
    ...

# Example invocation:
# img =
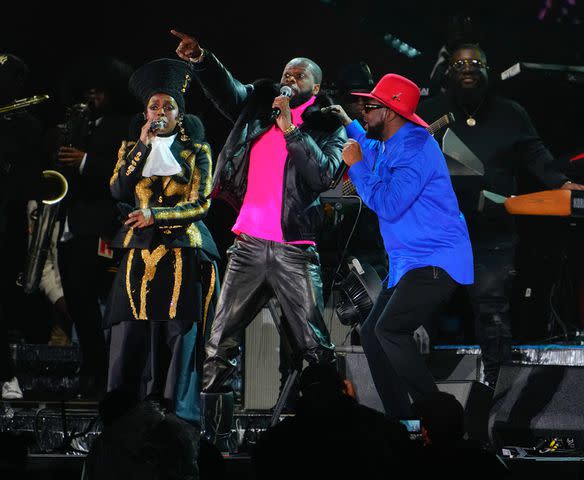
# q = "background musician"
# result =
<box><xmin>0</xmin><ymin>53</ymin><xmax>43</xmax><ymax>399</ymax></box>
<box><xmin>417</xmin><ymin>43</ymin><xmax>584</xmax><ymax>388</ymax></box>
<box><xmin>49</xmin><ymin>56</ymin><xmax>133</xmax><ymax>397</ymax></box>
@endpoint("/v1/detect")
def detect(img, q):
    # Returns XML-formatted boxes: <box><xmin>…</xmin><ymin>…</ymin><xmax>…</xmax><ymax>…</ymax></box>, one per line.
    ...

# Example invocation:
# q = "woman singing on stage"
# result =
<box><xmin>105</xmin><ymin>58</ymin><xmax>219</xmax><ymax>424</ymax></box>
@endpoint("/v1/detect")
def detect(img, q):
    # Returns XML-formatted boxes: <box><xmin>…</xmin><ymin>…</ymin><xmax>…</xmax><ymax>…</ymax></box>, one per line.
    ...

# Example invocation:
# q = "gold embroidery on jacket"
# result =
<box><xmin>186</xmin><ymin>224</ymin><xmax>202</xmax><ymax>245</ymax></box>
<box><xmin>136</xmin><ymin>177</ymin><xmax>154</xmax><ymax>208</ymax></box>
<box><xmin>165</xmin><ymin>150</ymin><xmax>192</xmax><ymax>198</ymax></box>
<box><xmin>202</xmin><ymin>263</ymin><xmax>216</xmax><ymax>335</ymax></box>
<box><xmin>139</xmin><ymin>245</ymin><xmax>168</xmax><ymax>320</ymax></box>
<box><xmin>123</xmin><ymin>228</ymin><xmax>134</xmax><ymax>248</ymax></box>
<box><xmin>144</xmin><ymin>144</ymin><xmax>212</xmax><ymax>226</ymax></box>
<box><xmin>188</xmin><ymin>165</ymin><xmax>201</xmax><ymax>202</ymax></box>
<box><xmin>110</xmin><ymin>141</ymin><xmax>137</xmax><ymax>185</ymax></box>
<box><xmin>199</xmin><ymin>145</ymin><xmax>213</xmax><ymax>198</ymax></box>
<box><xmin>169</xmin><ymin>248</ymin><xmax>182</xmax><ymax>319</ymax></box>
<box><xmin>165</xmin><ymin>177</ymin><xmax>189</xmax><ymax>198</ymax></box>
<box><xmin>110</xmin><ymin>141</ymin><xmax>127</xmax><ymax>186</ymax></box>
<box><xmin>126</xmin><ymin>249</ymin><xmax>138</xmax><ymax>319</ymax></box>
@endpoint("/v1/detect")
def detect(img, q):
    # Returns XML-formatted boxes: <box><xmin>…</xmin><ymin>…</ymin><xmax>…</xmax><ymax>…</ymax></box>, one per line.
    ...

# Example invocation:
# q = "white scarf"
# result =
<box><xmin>142</xmin><ymin>134</ymin><xmax>181</xmax><ymax>177</ymax></box>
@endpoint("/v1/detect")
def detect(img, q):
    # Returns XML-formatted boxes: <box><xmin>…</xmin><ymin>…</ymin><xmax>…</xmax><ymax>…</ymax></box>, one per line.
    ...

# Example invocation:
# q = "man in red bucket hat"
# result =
<box><xmin>352</xmin><ymin>73</ymin><xmax>429</xmax><ymax>128</ymax></box>
<box><xmin>329</xmin><ymin>73</ymin><xmax>474</xmax><ymax>419</ymax></box>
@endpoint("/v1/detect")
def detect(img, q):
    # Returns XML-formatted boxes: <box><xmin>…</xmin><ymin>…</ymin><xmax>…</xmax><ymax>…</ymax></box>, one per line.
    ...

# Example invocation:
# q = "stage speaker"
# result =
<box><xmin>243</xmin><ymin>306</ymin><xmax>281</xmax><ymax>410</ymax></box>
<box><xmin>427</xmin><ymin>350</ymin><xmax>482</xmax><ymax>382</ymax></box>
<box><xmin>336</xmin><ymin>346</ymin><xmax>384</xmax><ymax>413</ymax></box>
<box><xmin>243</xmin><ymin>296</ymin><xmax>352</xmax><ymax>411</ymax></box>
<box><xmin>489</xmin><ymin>364</ymin><xmax>584</xmax><ymax>450</ymax></box>
<box><xmin>337</xmin><ymin>347</ymin><xmax>492</xmax><ymax>441</ymax></box>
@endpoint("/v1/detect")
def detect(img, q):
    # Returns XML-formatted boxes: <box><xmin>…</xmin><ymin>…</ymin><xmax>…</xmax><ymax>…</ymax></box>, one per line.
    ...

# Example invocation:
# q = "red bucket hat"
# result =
<box><xmin>352</xmin><ymin>73</ymin><xmax>429</xmax><ymax>128</ymax></box>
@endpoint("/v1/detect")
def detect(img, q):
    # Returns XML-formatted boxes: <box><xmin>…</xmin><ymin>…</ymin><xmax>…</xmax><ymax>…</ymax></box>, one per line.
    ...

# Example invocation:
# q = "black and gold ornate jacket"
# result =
<box><xmin>109</xmin><ymin>117</ymin><xmax>219</xmax><ymax>260</ymax></box>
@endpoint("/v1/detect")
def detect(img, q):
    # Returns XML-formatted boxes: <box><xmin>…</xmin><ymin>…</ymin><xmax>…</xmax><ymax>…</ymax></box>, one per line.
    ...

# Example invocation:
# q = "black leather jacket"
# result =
<box><xmin>190</xmin><ymin>52</ymin><xmax>346</xmax><ymax>242</ymax></box>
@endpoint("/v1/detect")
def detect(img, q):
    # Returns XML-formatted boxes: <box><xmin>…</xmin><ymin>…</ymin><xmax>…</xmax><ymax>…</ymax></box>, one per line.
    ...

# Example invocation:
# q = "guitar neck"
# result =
<box><xmin>427</xmin><ymin>113</ymin><xmax>453</xmax><ymax>136</ymax></box>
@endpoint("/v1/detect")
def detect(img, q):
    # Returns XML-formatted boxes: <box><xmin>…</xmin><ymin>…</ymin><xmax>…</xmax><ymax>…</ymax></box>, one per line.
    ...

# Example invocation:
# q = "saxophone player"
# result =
<box><xmin>0</xmin><ymin>53</ymin><xmax>43</xmax><ymax>399</ymax></box>
<box><xmin>50</xmin><ymin>56</ymin><xmax>134</xmax><ymax>397</ymax></box>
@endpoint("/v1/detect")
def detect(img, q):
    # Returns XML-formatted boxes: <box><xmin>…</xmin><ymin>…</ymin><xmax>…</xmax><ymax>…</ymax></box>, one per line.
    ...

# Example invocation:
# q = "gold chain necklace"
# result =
<box><xmin>461</xmin><ymin>97</ymin><xmax>485</xmax><ymax>127</ymax></box>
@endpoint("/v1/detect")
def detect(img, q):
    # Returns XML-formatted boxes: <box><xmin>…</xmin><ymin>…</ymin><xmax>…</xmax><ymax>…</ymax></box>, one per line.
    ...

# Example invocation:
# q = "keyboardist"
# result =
<box><xmin>418</xmin><ymin>43</ymin><xmax>584</xmax><ymax>388</ymax></box>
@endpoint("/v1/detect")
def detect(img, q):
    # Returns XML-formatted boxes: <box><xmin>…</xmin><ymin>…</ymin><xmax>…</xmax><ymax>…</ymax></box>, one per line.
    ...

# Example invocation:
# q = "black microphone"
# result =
<box><xmin>150</xmin><ymin>119</ymin><xmax>167</xmax><ymax>131</ymax></box>
<box><xmin>329</xmin><ymin>162</ymin><xmax>348</xmax><ymax>189</ymax></box>
<box><xmin>271</xmin><ymin>85</ymin><xmax>293</xmax><ymax>120</ymax></box>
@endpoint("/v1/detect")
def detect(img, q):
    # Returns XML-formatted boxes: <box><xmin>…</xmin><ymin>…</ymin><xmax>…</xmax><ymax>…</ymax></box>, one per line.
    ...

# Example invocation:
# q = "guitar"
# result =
<box><xmin>341</xmin><ymin>112</ymin><xmax>455</xmax><ymax>197</ymax></box>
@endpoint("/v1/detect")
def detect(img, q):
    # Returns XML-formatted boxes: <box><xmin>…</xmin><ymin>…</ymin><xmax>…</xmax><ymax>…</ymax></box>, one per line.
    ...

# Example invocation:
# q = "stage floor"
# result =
<box><xmin>4</xmin><ymin>342</ymin><xmax>584</xmax><ymax>477</ymax></box>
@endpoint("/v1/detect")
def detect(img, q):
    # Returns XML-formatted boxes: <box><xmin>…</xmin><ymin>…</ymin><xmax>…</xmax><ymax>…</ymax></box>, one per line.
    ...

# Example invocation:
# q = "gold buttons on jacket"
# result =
<box><xmin>126</xmin><ymin>151</ymin><xmax>142</xmax><ymax>176</ymax></box>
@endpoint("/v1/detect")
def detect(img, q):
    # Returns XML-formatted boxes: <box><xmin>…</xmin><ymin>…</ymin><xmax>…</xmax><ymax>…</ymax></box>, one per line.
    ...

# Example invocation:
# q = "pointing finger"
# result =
<box><xmin>170</xmin><ymin>29</ymin><xmax>187</xmax><ymax>39</ymax></box>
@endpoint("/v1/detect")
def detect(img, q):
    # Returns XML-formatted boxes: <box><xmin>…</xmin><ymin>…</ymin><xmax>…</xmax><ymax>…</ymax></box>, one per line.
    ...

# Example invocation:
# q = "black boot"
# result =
<box><xmin>478</xmin><ymin>313</ymin><xmax>512</xmax><ymax>389</ymax></box>
<box><xmin>201</xmin><ymin>392</ymin><xmax>235</xmax><ymax>454</ymax></box>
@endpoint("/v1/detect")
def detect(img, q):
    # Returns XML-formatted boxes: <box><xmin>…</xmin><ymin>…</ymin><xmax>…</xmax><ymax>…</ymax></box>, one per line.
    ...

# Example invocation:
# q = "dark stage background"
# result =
<box><xmin>3</xmin><ymin>0</ymin><xmax>583</xmax><ymax>157</ymax></box>
<box><xmin>3</xmin><ymin>0</ymin><xmax>584</xmax><ymax>342</ymax></box>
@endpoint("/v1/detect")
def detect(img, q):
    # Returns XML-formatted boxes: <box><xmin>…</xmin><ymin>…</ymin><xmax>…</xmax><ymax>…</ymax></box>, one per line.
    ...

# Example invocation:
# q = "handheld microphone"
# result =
<box><xmin>271</xmin><ymin>85</ymin><xmax>293</xmax><ymax>120</ymax></box>
<box><xmin>330</xmin><ymin>162</ymin><xmax>348</xmax><ymax>189</ymax></box>
<box><xmin>150</xmin><ymin>119</ymin><xmax>167</xmax><ymax>131</ymax></box>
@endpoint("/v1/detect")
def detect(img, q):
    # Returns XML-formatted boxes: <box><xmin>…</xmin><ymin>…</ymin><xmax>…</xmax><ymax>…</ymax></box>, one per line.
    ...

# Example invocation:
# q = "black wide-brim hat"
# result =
<box><xmin>0</xmin><ymin>53</ymin><xmax>30</xmax><ymax>103</ymax></box>
<box><xmin>336</xmin><ymin>62</ymin><xmax>374</xmax><ymax>94</ymax></box>
<box><xmin>128</xmin><ymin>58</ymin><xmax>192</xmax><ymax>112</ymax></box>
<box><xmin>59</xmin><ymin>55</ymin><xmax>136</xmax><ymax>111</ymax></box>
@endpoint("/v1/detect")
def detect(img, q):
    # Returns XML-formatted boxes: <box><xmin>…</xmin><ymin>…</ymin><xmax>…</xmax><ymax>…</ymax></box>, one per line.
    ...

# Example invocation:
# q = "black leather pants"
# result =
<box><xmin>202</xmin><ymin>234</ymin><xmax>335</xmax><ymax>392</ymax></box>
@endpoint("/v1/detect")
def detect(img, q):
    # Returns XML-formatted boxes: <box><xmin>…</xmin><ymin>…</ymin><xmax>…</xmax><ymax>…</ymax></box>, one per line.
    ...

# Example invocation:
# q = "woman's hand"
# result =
<box><xmin>140</xmin><ymin>119</ymin><xmax>161</xmax><ymax>146</ymax></box>
<box><xmin>125</xmin><ymin>209</ymin><xmax>154</xmax><ymax>228</ymax></box>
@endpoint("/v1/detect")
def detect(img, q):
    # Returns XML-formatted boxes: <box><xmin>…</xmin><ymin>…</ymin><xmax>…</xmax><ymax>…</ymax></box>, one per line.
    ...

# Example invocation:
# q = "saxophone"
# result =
<box><xmin>58</xmin><ymin>102</ymin><xmax>90</xmax><ymax>150</ymax></box>
<box><xmin>18</xmin><ymin>102</ymin><xmax>90</xmax><ymax>293</ymax></box>
<box><xmin>20</xmin><ymin>170</ymin><xmax>68</xmax><ymax>293</ymax></box>
<box><xmin>0</xmin><ymin>94</ymin><xmax>50</xmax><ymax>115</ymax></box>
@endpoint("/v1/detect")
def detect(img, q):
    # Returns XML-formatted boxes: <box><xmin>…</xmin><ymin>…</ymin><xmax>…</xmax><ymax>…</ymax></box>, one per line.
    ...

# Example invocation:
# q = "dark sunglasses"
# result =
<box><xmin>448</xmin><ymin>58</ymin><xmax>489</xmax><ymax>72</ymax></box>
<box><xmin>363</xmin><ymin>104</ymin><xmax>387</xmax><ymax>113</ymax></box>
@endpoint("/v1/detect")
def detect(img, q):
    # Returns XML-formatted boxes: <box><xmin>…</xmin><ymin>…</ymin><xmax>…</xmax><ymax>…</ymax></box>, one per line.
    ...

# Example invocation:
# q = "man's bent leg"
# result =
<box><xmin>359</xmin><ymin>287</ymin><xmax>413</xmax><ymax>416</ymax></box>
<box><xmin>374</xmin><ymin>267</ymin><xmax>458</xmax><ymax>418</ymax></box>
<box><xmin>269</xmin><ymin>243</ymin><xmax>335</xmax><ymax>365</ymax></box>
<box><xmin>203</xmin><ymin>235</ymin><xmax>271</xmax><ymax>392</ymax></box>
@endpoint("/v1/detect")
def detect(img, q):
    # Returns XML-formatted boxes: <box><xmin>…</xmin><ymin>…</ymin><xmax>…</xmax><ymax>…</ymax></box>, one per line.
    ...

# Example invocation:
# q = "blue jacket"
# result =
<box><xmin>346</xmin><ymin>120</ymin><xmax>473</xmax><ymax>287</ymax></box>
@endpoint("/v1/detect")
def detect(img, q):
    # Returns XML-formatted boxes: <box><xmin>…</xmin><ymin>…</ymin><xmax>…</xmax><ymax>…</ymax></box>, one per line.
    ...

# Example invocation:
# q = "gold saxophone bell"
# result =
<box><xmin>40</xmin><ymin>170</ymin><xmax>68</xmax><ymax>205</ymax></box>
<box><xmin>18</xmin><ymin>170</ymin><xmax>68</xmax><ymax>294</ymax></box>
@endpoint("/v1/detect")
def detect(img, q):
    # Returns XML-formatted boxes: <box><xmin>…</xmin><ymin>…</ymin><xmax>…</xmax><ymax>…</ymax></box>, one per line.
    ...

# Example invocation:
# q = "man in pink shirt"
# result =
<box><xmin>173</xmin><ymin>31</ymin><xmax>347</xmax><ymax>450</ymax></box>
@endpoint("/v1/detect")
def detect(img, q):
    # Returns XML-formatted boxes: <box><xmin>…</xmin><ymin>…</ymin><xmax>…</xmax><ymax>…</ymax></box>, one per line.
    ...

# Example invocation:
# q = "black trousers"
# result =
<box><xmin>470</xmin><ymin>244</ymin><xmax>515</xmax><ymax>388</ymax></box>
<box><xmin>202</xmin><ymin>234</ymin><xmax>335</xmax><ymax>392</ymax></box>
<box><xmin>360</xmin><ymin>266</ymin><xmax>458</xmax><ymax>419</ymax></box>
<box><xmin>58</xmin><ymin>236</ymin><xmax>112</xmax><ymax>385</ymax></box>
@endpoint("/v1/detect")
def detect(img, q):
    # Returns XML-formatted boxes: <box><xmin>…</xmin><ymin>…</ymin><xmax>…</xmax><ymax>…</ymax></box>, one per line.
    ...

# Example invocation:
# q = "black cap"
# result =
<box><xmin>59</xmin><ymin>55</ymin><xmax>135</xmax><ymax>112</ymax></box>
<box><xmin>0</xmin><ymin>54</ymin><xmax>30</xmax><ymax>103</ymax></box>
<box><xmin>336</xmin><ymin>62</ymin><xmax>374</xmax><ymax>94</ymax></box>
<box><xmin>128</xmin><ymin>58</ymin><xmax>192</xmax><ymax>112</ymax></box>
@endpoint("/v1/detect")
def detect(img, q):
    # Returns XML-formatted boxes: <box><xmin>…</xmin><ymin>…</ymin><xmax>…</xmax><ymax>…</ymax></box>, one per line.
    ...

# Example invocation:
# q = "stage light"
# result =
<box><xmin>383</xmin><ymin>34</ymin><xmax>421</xmax><ymax>58</ymax></box>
